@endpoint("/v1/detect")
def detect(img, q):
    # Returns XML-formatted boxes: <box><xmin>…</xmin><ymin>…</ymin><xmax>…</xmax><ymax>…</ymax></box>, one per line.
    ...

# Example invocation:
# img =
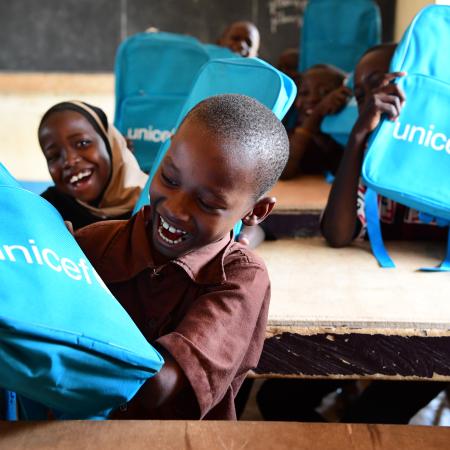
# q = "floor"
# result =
<box><xmin>240</xmin><ymin>379</ymin><xmax>450</xmax><ymax>426</ymax></box>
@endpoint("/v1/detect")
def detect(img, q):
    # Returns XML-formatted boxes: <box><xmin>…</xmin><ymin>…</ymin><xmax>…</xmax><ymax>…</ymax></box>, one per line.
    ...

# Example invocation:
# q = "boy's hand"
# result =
<box><xmin>315</xmin><ymin>86</ymin><xmax>353</xmax><ymax>117</ymax></box>
<box><xmin>354</xmin><ymin>72</ymin><xmax>406</xmax><ymax>136</ymax></box>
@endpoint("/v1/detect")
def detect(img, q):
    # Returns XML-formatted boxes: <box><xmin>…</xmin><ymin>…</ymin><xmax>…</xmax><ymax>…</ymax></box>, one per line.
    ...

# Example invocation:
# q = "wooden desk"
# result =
<box><xmin>255</xmin><ymin>238</ymin><xmax>450</xmax><ymax>380</ymax></box>
<box><xmin>1</xmin><ymin>420</ymin><xmax>449</xmax><ymax>450</ymax></box>
<box><xmin>264</xmin><ymin>176</ymin><xmax>331</xmax><ymax>237</ymax></box>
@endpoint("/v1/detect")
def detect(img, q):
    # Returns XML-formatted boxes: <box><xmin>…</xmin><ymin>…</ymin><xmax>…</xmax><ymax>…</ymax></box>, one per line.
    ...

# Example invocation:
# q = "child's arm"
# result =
<box><xmin>135</xmin><ymin>347</ymin><xmax>188</xmax><ymax>410</ymax></box>
<box><xmin>136</xmin><ymin>258</ymin><xmax>269</xmax><ymax>419</ymax></box>
<box><xmin>281</xmin><ymin>86</ymin><xmax>352</xmax><ymax>180</ymax></box>
<box><xmin>320</xmin><ymin>73</ymin><xmax>406</xmax><ymax>247</ymax></box>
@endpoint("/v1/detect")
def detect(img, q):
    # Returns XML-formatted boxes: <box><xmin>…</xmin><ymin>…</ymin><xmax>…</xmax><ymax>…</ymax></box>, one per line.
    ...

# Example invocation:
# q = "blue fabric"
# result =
<box><xmin>18</xmin><ymin>180</ymin><xmax>53</xmax><ymax>195</ymax></box>
<box><xmin>364</xmin><ymin>188</ymin><xmax>395</xmax><ymax>268</ymax></box>
<box><xmin>0</xmin><ymin>163</ymin><xmax>164</xmax><ymax>419</ymax></box>
<box><xmin>300</xmin><ymin>0</ymin><xmax>381</xmax><ymax>72</ymax></box>
<box><xmin>321</xmin><ymin>96</ymin><xmax>358</xmax><ymax>146</ymax></box>
<box><xmin>114</xmin><ymin>32</ymin><xmax>235</xmax><ymax>172</ymax></box>
<box><xmin>132</xmin><ymin>57</ymin><xmax>297</xmax><ymax>216</ymax></box>
<box><xmin>0</xmin><ymin>390</ymin><xmax>17</xmax><ymax>420</ymax></box>
<box><xmin>361</xmin><ymin>5</ymin><xmax>450</xmax><ymax>270</ymax></box>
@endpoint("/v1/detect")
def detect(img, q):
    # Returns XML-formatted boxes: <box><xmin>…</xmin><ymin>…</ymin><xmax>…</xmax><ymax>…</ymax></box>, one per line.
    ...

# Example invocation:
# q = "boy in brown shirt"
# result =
<box><xmin>75</xmin><ymin>94</ymin><xmax>289</xmax><ymax>420</ymax></box>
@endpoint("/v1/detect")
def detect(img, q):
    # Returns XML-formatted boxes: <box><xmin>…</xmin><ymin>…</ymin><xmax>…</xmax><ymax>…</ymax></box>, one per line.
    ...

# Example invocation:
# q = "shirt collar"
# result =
<box><xmin>104</xmin><ymin>206</ymin><xmax>233</xmax><ymax>285</ymax></box>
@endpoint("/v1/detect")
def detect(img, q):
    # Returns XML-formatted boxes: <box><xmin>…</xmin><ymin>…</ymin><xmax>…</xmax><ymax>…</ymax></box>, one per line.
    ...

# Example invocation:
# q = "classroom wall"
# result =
<box><xmin>394</xmin><ymin>0</ymin><xmax>433</xmax><ymax>41</ymax></box>
<box><xmin>0</xmin><ymin>0</ymin><xmax>395</xmax><ymax>72</ymax></box>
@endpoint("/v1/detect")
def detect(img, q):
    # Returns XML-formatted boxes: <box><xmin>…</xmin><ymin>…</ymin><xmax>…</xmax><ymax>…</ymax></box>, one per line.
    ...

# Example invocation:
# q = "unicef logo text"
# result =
<box><xmin>392</xmin><ymin>122</ymin><xmax>450</xmax><ymax>153</ymax></box>
<box><xmin>127</xmin><ymin>126</ymin><xmax>175</xmax><ymax>143</ymax></box>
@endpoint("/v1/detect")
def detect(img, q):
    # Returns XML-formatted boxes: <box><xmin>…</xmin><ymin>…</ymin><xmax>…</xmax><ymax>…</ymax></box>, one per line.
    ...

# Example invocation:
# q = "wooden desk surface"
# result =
<box><xmin>1</xmin><ymin>420</ymin><xmax>449</xmax><ymax>450</ymax></box>
<box><xmin>268</xmin><ymin>175</ymin><xmax>331</xmax><ymax>212</ymax></box>
<box><xmin>255</xmin><ymin>238</ymin><xmax>450</xmax><ymax>380</ymax></box>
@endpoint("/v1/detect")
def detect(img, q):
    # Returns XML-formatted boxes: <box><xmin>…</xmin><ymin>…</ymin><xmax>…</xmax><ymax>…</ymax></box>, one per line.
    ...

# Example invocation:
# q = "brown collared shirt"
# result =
<box><xmin>75</xmin><ymin>206</ymin><xmax>270</xmax><ymax>420</ymax></box>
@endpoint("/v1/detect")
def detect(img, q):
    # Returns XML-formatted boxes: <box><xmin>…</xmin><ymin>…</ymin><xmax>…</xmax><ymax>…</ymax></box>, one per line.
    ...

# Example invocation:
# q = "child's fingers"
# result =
<box><xmin>377</xmin><ymin>71</ymin><xmax>407</xmax><ymax>88</ymax></box>
<box><xmin>375</xmin><ymin>83</ymin><xmax>406</xmax><ymax>104</ymax></box>
<box><xmin>375</xmin><ymin>93</ymin><xmax>402</xmax><ymax>119</ymax></box>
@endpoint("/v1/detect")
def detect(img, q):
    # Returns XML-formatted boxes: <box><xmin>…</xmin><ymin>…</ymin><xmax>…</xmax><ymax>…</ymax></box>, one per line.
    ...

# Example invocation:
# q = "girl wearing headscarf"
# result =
<box><xmin>39</xmin><ymin>101</ymin><xmax>148</xmax><ymax>230</ymax></box>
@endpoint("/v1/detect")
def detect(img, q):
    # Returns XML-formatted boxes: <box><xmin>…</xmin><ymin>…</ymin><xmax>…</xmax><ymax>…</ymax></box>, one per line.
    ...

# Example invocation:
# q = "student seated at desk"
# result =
<box><xmin>74</xmin><ymin>94</ymin><xmax>289</xmax><ymax>420</ymax></box>
<box><xmin>39</xmin><ymin>101</ymin><xmax>148</xmax><ymax>230</ymax></box>
<box><xmin>281</xmin><ymin>64</ymin><xmax>351</xmax><ymax>180</ymax></box>
<box><xmin>258</xmin><ymin>43</ymin><xmax>447</xmax><ymax>425</ymax></box>
<box><xmin>217</xmin><ymin>21</ymin><xmax>260</xmax><ymax>58</ymax></box>
<box><xmin>321</xmin><ymin>43</ymin><xmax>448</xmax><ymax>245</ymax></box>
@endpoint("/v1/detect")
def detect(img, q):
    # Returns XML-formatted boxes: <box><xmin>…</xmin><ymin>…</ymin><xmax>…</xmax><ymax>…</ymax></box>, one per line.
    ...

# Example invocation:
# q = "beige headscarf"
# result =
<box><xmin>66</xmin><ymin>101</ymin><xmax>148</xmax><ymax>218</ymax></box>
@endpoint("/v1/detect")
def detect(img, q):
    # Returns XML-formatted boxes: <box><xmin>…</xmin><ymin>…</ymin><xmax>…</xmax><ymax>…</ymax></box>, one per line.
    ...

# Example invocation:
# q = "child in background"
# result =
<box><xmin>75</xmin><ymin>94</ymin><xmax>289</xmax><ymax>420</ymax></box>
<box><xmin>217</xmin><ymin>21</ymin><xmax>260</xmax><ymax>58</ymax></box>
<box><xmin>281</xmin><ymin>64</ymin><xmax>351</xmax><ymax>179</ymax></box>
<box><xmin>258</xmin><ymin>43</ymin><xmax>446</xmax><ymax>424</ymax></box>
<box><xmin>39</xmin><ymin>101</ymin><xmax>147</xmax><ymax>230</ymax></box>
<box><xmin>321</xmin><ymin>43</ymin><xmax>448</xmax><ymax>245</ymax></box>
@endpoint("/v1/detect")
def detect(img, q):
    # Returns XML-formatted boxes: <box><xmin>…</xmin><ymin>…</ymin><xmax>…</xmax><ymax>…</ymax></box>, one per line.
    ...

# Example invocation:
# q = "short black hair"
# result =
<box><xmin>184</xmin><ymin>94</ymin><xmax>289</xmax><ymax>199</ymax></box>
<box><xmin>304</xmin><ymin>64</ymin><xmax>347</xmax><ymax>81</ymax></box>
<box><xmin>360</xmin><ymin>42</ymin><xmax>397</xmax><ymax>60</ymax></box>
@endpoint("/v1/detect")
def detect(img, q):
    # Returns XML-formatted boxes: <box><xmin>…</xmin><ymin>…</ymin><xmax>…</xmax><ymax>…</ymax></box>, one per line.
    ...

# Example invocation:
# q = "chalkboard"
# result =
<box><xmin>0</xmin><ymin>0</ymin><xmax>394</xmax><ymax>72</ymax></box>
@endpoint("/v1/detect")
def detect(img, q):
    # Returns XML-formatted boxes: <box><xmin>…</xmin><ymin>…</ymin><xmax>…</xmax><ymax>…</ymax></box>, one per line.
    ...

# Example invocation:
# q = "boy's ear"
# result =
<box><xmin>241</xmin><ymin>196</ymin><xmax>276</xmax><ymax>226</ymax></box>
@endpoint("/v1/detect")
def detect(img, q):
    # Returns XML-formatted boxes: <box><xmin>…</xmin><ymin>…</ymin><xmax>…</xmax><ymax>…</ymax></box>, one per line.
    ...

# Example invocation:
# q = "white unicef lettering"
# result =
<box><xmin>0</xmin><ymin>239</ymin><xmax>109</xmax><ymax>290</ymax></box>
<box><xmin>424</xmin><ymin>125</ymin><xmax>435</xmax><ymax>147</ymax></box>
<box><xmin>393</xmin><ymin>121</ymin><xmax>410</xmax><ymax>140</ymax></box>
<box><xmin>3</xmin><ymin>245</ymin><xmax>33</xmax><ymax>264</ymax></box>
<box><xmin>127</xmin><ymin>126</ymin><xmax>174</xmax><ymax>143</ymax></box>
<box><xmin>41</xmin><ymin>248</ymin><xmax>61</xmax><ymax>272</ymax></box>
<box><xmin>61</xmin><ymin>257</ymin><xmax>82</xmax><ymax>281</ymax></box>
<box><xmin>29</xmin><ymin>239</ymin><xmax>43</xmax><ymax>265</ymax></box>
<box><xmin>78</xmin><ymin>258</ymin><xmax>92</xmax><ymax>284</ymax></box>
<box><xmin>408</xmin><ymin>125</ymin><xmax>426</xmax><ymax>144</ymax></box>
<box><xmin>430</xmin><ymin>133</ymin><xmax>447</xmax><ymax>151</ymax></box>
<box><xmin>392</xmin><ymin>123</ymin><xmax>450</xmax><ymax>153</ymax></box>
<box><xmin>152</xmin><ymin>129</ymin><xmax>161</xmax><ymax>142</ymax></box>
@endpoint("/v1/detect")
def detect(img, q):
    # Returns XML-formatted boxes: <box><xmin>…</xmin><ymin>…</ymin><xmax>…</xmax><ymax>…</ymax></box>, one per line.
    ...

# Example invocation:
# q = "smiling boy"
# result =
<box><xmin>75</xmin><ymin>94</ymin><xmax>289</xmax><ymax>420</ymax></box>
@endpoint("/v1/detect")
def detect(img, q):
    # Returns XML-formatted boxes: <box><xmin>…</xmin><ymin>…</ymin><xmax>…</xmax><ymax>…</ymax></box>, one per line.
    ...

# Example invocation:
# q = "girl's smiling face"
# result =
<box><xmin>39</xmin><ymin>110</ymin><xmax>111</xmax><ymax>204</ymax></box>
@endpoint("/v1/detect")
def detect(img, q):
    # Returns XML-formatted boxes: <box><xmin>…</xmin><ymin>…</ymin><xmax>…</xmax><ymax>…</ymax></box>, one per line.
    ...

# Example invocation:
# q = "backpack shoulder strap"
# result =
<box><xmin>365</xmin><ymin>187</ymin><xmax>396</xmax><ymax>268</ymax></box>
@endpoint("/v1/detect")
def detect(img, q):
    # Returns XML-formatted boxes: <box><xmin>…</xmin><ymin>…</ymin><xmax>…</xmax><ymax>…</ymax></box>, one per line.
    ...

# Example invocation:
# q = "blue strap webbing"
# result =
<box><xmin>420</xmin><ymin>229</ymin><xmax>450</xmax><ymax>272</ymax></box>
<box><xmin>2</xmin><ymin>390</ymin><xmax>17</xmax><ymax>420</ymax></box>
<box><xmin>365</xmin><ymin>187</ymin><xmax>396</xmax><ymax>268</ymax></box>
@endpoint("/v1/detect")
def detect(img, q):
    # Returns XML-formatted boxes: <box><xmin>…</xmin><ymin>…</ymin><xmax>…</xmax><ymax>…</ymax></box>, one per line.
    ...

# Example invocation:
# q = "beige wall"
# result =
<box><xmin>394</xmin><ymin>0</ymin><xmax>434</xmax><ymax>41</ymax></box>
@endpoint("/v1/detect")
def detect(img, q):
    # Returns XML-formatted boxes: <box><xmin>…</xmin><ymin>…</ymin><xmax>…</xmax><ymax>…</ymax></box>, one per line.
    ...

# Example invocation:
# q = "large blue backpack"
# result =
<box><xmin>132</xmin><ymin>57</ymin><xmax>297</xmax><ymax>217</ymax></box>
<box><xmin>361</xmin><ymin>5</ymin><xmax>450</xmax><ymax>270</ymax></box>
<box><xmin>114</xmin><ymin>31</ymin><xmax>235</xmax><ymax>173</ymax></box>
<box><xmin>0</xmin><ymin>163</ymin><xmax>164</xmax><ymax>419</ymax></box>
<box><xmin>321</xmin><ymin>74</ymin><xmax>358</xmax><ymax>147</ymax></box>
<box><xmin>300</xmin><ymin>0</ymin><xmax>381</xmax><ymax>72</ymax></box>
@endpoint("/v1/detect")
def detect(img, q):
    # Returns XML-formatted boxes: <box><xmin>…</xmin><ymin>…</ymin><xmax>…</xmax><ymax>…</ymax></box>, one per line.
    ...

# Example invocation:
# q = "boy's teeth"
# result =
<box><xmin>158</xmin><ymin>227</ymin><xmax>184</xmax><ymax>245</ymax></box>
<box><xmin>160</xmin><ymin>216</ymin><xmax>186</xmax><ymax>235</ymax></box>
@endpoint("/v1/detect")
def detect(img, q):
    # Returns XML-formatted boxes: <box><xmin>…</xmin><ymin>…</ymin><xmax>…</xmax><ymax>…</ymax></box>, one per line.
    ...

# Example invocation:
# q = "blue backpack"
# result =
<box><xmin>321</xmin><ymin>74</ymin><xmax>358</xmax><ymax>147</ymax></box>
<box><xmin>361</xmin><ymin>5</ymin><xmax>450</xmax><ymax>271</ymax></box>
<box><xmin>132</xmin><ymin>57</ymin><xmax>297</xmax><ymax>219</ymax></box>
<box><xmin>0</xmin><ymin>163</ymin><xmax>164</xmax><ymax>419</ymax></box>
<box><xmin>114</xmin><ymin>31</ymin><xmax>235</xmax><ymax>173</ymax></box>
<box><xmin>300</xmin><ymin>0</ymin><xmax>381</xmax><ymax>72</ymax></box>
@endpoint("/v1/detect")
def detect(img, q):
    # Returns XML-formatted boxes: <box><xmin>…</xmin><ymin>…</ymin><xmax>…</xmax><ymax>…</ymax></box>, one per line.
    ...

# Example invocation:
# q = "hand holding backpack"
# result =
<box><xmin>361</xmin><ymin>5</ymin><xmax>450</xmax><ymax>271</ymax></box>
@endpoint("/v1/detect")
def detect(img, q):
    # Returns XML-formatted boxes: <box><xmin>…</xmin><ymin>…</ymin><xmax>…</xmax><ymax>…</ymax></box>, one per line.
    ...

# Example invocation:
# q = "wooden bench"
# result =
<box><xmin>1</xmin><ymin>420</ymin><xmax>449</xmax><ymax>450</ymax></box>
<box><xmin>256</xmin><ymin>238</ymin><xmax>450</xmax><ymax>380</ymax></box>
